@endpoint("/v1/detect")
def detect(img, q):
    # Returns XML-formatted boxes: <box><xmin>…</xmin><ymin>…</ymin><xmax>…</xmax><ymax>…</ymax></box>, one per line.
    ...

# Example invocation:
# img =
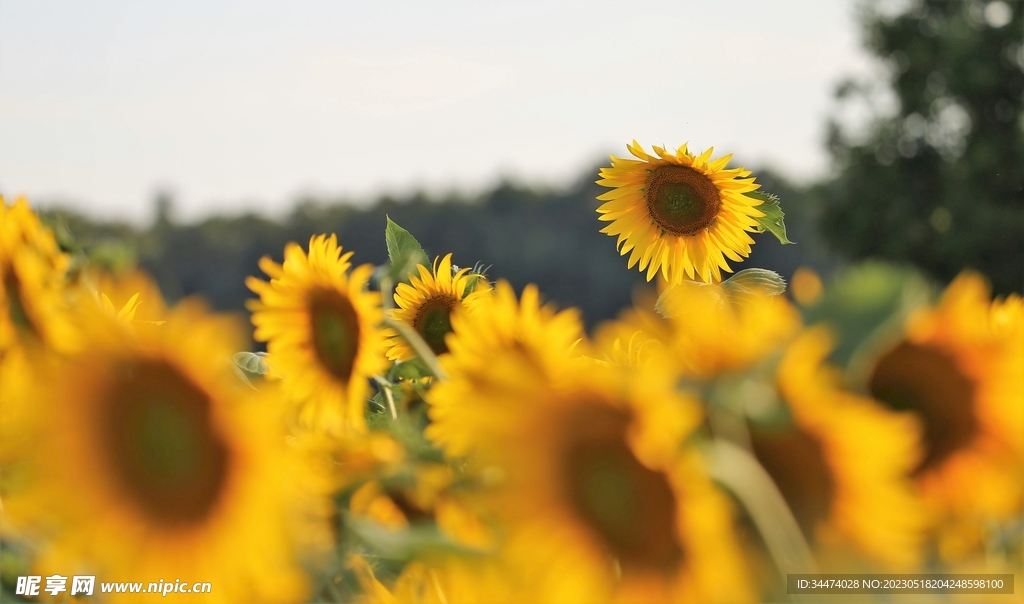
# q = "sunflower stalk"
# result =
<box><xmin>382</xmin><ymin>317</ymin><xmax>448</xmax><ymax>380</ymax></box>
<box><xmin>371</xmin><ymin>376</ymin><xmax>399</xmax><ymax>420</ymax></box>
<box><xmin>705</xmin><ymin>387</ymin><xmax>754</xmax><ymax>453</ymax></box>
<box><xmin>383</xmin><ymin>383</ymin><xmax>398</xmax><ymax>420</ymax></box>
<box><xmin>377</xmin><ymin>265</ymin><xmax>446</xmax><ymax>379</ymax></box>
<box><xmin>705</xmin><ymin>440</ymin><xmax>817</xmax><ymax>580</ymax></box>
<box><xmin>379</xmin><ymin>275</ymin><xmax>395</xmax><ymax>311</ymax></box>
<box><xmin>317</xmin><ymin>573</ymin><xmax>345</xmax><ymax>604</ymax></box>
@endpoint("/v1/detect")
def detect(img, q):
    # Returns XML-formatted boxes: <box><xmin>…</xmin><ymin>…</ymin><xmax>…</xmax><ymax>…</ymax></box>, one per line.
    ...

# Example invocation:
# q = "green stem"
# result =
<box><xmin>383</xmin><ymin>317</ymin><xmax>448</xmax><ymax>381</ymax></box>
<box><xmin>383</xmin><ymin>385</ymin><xmax>398</xmax><ymax>420</ymax></box>
<box><xmin>707</xmin><ymin>387</ymin><xmax>754</xmax><ymax>453</ymax></box>
<box><xmin>372</xmin><ymin>376</ymin><xmax>399</xmax><ymax>420</ymax></box>
<box><xmin>705</xmin><ymin>439</ymin><xmax>817</xmax><ymax>580</ymax></box>
<box><xmin>378</xmin><ymin>268</ymin><xmax>446</xmax><ymax>379</ymax></box>
<box><xmin>325</xmin><ymin>577</ymin><xmax>344</xmax><ymax>603</ymax></box>
<box><xmin>379</xmin><ymin>275</ymin><xmax>395</xmax><ymax>311</ymax></box>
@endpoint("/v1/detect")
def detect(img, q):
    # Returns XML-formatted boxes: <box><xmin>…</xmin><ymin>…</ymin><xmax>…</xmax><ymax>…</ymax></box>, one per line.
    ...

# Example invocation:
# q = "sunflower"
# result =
<box><xmin>384</xmin><ymin>253</ymin><xmax>491</xmax><ymax>361</ymax></box>
<box><xmin>248</xmin><ymin>234</ymin><xmax>385</xmax><ymax>434</ymax></box>
<box><xmin>347</xmin><ymin>464</ymin><xmax>495</xmax><ymax>550</ymax></box>
<box><xmin>0</xmin><ymin>343</ymin><xmax>35</xmax><ymax>486</ymax></box>
<box><xmin>77</xmin><ymin>267</ymin><xmax>169</xmax><ymax>325</ymax></box>
<box><xmin>753</xmin><ymin>327</ymin><xmax>925</xmax><ymax>570</ymax></box>
<box><xmin>427</xmin><ymin>282</ymin><xmax>753</xmax><ymax>603</ymax></box>
<box><xmin>790</xmin><ymin>266</ymin><xmax>824</xmax><ymax>307</ymax></box>
<box><xmin>596</xmin><ymin>141</ymin><xmax>765</xmax><ymax>284</ymax></box>
<box><xmin>864</xmin><ymin>273</ymin><xmax>1024</xmax><ymax>561</ymax></box>
<box><xmin>340</xmin><ymin>450</ymin><xmax>503</xmax><ymax>601</ymax></box>
<box><xmin>425</xmin><ymin>280</ymin><xmax>585</xmax><ymax>458</ymax></box>
<box><xmin>0</xmin><ymin>197</ymin><xmax>76</xmax><ymax>355</ymax></box>
<box><xmin>349</xmin><ymin>553</ymin><xmax>514</xmax><ymax>604</ymax></box>
<box><xmin>598</xmin><ymin>280</ymin><xmax>801</xmax><ymax>380</ymax></box>
<box><xmin>2</xmin><ymin>299</ymin><xmax>322</xmax><ymax>604</ymax></box>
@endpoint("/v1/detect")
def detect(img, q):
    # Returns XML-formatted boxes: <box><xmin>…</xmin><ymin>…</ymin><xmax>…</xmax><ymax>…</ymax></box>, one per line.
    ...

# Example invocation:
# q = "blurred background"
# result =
<box><xmin>1</xmin><ymin>0</ymin><xmax>1021</xmax><ymax>325</ymax></box>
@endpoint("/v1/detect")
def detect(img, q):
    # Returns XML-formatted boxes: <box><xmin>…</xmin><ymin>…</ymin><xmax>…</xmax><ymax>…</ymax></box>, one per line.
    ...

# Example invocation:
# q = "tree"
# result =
<box><xmin>823</xmin><ymin>0</ymin><xmax>1023</xmax><ymax>294</ymax></box>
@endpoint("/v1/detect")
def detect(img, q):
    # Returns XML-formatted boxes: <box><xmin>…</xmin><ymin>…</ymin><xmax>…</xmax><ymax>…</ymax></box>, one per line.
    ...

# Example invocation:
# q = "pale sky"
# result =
<box><xmin>0</xmin><ymin>0</ymin><xmax>875</xmax><ymax>223</ymax></box>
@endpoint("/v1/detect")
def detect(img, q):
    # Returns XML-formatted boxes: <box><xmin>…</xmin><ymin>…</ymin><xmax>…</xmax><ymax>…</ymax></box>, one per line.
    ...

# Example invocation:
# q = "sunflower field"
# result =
<box><xmin>1</xmin><ymin>136</ymin><xmax>1021</xmax><ymax>604</ymax></box>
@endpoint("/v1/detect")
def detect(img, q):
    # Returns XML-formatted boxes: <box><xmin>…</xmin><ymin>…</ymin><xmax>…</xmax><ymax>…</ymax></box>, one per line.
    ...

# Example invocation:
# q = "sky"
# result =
<box><xmin>0</xmin><ymin>0</ymin><xmax>877</xmax><ymax>224</ymax></box>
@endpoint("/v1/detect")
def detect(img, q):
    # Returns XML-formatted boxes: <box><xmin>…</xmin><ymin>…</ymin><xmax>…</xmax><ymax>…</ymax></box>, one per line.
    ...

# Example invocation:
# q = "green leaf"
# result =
<box><xmin>233</xmin><ymin>351</ymin><xmax>271</xmax><ymax>376</ymax></box>
<box><xmin>384</xmin><ymin>216</ymin><xmax>428</xmax><ymax>282</ymax></box>
<box><xmin>388</xmin><ymin>357</ymin><xmax>432</xmax><ymax>382</ymax></box>
<box><xmin>368</xmin><ymin>391</ymin><xmax>387</xmax><ymax>414</ymax></box>
<box><xmin>655</xmin><ymin>270</ymin><xmax>787</xmax><ymax>318</ymax></box>
<box><xmin>721</xmin><ymin>268</ymin><xmax>788</xmax><ymax>298</ymax></box>
<box><xmin>232</xmin><ymin>351</ymin><xmax>271</xmax><ymax>388</ymax></box>
<box><xmin>343</xmin><ymin>513</ymin><xmax>482</xmax><ymax>561</ymax></box>
<box><xmin>462</xmin><ymin>274</ymin><xmax>484</xmax><ymax>296</ymax></box>
<box><xmin>460</xmin><ymin>262</ymin><xmax>492</xmax><ymax>297</ymax></box>
<box><xmin>746</xmin><ymin>191</ymin><xmax>794</xmax><ymax>245</ymax></box>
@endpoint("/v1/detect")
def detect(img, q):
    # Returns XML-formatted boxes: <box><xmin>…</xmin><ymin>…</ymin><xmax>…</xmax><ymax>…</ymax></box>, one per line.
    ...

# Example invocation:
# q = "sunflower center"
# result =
<box><xmin>750</xmin><ymin>426</ymin><xmax>835</xmax><ymax>541</ymax></box>
<box><xmin>645</xmin><ymin>165</ymin><xmax>722</xmax><ymax>236</ymax></box>
<box><xmin>413</xmin><ymin>295</ymin><xmax>456</xmax><ymax>355</ymax></box>
<box><xmin>869</xmin><ymin>342</ymin><xmax>977</xmax><ymax>474</ymax></box>
<box><xmin>103</xmin><ymin>360</ymin><xmax>229</xmax><ymax>526</ymax></box>
<box><xmin>562</xmin><ymin>406</ymin><xmax>683</xmax><ymax>572</ymax></box>
<box><xmin>308</xmin><ymin>289</ymin><xmax>361</xmax><ymax>383</ymax></box>
<box><xmin>3</xmin><ymin>268</ymin><xmax>37</xmax><ymax>335</ymax></box>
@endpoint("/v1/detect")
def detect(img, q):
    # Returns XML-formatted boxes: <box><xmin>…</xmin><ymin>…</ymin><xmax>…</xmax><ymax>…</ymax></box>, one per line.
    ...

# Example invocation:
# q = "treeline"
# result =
<box><xmin>38</xmin><ymin>0</ymin><xmax>1024</xmax><ymax>320</ymax></box>
<box><xmin>46</xmin><ymin>169</ymin><xmax>835</xmax><ymax>327</ymax></box>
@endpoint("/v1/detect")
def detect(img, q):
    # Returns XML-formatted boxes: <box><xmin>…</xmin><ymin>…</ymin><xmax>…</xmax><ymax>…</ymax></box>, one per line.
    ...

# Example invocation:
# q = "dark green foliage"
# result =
<box><xmin>278</xmin><ymin>179</ymin><xmax>650</xmax><ymax>325</ymax></box>
<box><xmin>823</xmin><ymin>0</ymin><xmax>1024</xmax><ymax>294</ymax></box>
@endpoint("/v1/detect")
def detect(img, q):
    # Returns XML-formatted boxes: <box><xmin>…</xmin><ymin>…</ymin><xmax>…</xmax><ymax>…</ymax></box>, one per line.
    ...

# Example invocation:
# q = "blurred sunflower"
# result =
<box><xmin>2</xmin><ymin>299</ymin><xmax>321</xmax><ymax>604</ymax></box>
<box><xmin>428</xmin><ymin>282</ymin><xmax>752</xmax><ymax>603</ymax></box>
<box><xmin>599</xmin><ymin>280</ymin><xmax>801</xmax><ymax>379</ymax></box>
<box><xmin>293</xmin><ymin>428</ymin><xmax>405</xmax><ymax>496</ymax></box>
<box><xmin>597</xmin><ymin>141</ymin><xmax>765</xmax><ymax>284</ymax></box>
<box><xmin>0</xmin><ymin>343</ymin><xmax>35</xmax><ymax>489</ymax></box>
<box><xmin>248</xmin><ymin>234</ymin><xmax>385</xmax><ymax>434</ymax></box>
<box><xmin>591</xmin><ymin>330</ymin><xmax>661</xmax><ymax>370</ymax></box>
<box><xmin>384</xmin><ymin>253</ymin><xmax>491</xmax><ymax>360</ymax></box>
<box><xmin>0</xmin><ymin>197</ymin><xmax>76</xmax><ymax>355</ymax></box>
<box><xmin>591</xmin><ymin>286</ymin><xmax>668</xmax><ymax>370</ymax></box>
<box><xmin>425</xmin><ymin>280</ymin><xmax>584</xmax><ymax>457</ymax></box>
<box><xmin>347</xmin><ymin>463</ymin><xmax>494</xmax><ymax>550</ymax></box>
<box><xmin>349</xmin><ymin>553</ymin><xmax>514</xmax><ymax>604</ymax></box>
<box><xmin>753</xmin><ymin>327</ymin><xmax>924</xmax><ymax>569</ymax></box>
<box><xmin>78</xmin><ymin>267</ymin><xmax>168</xmax><ymax>325</ymax></box>
<box><xmin>865</xmin><ymin>273</ymin><xmax>1024</xmax><ymax>560</ymax></box>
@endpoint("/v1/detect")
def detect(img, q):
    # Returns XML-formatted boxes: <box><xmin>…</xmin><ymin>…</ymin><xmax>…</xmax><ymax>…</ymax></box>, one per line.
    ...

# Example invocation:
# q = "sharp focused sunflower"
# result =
<box><xmin>597</xmin><ymin>141</ymin><xmax>765</xmax><ymax>284</ymax></box>
<box><xmin>248</xmin><ymin>234</ymin><xmax>385</xmax><ymax>434</ymax></box>
<box><xmin>0</xmin><ymin>197</ymin><xmax>76</xmax><ymax>355</ymax></box>
<box><xmin>2</xmin><ymin>299</ymin><xmax>321</xmax><ymax>604</ymax></box>
<box><xmin>864</xmin><ymin>273</ymin><xmax>1024</xmax><ymax>561</ymax></box>
<box><xmin>754</xmin><ymin>327</ymin><xmax>924</xmax><ymax>570</ymax></box>
<box><xmin>384</xmin><ymin>253</ymin><xmax>491</xmax><ymax>361</ymax></box>
<box><xmin>427</xmin><ymin>282</ymin><xmax>753</xmax><ymax>603</ymax></box>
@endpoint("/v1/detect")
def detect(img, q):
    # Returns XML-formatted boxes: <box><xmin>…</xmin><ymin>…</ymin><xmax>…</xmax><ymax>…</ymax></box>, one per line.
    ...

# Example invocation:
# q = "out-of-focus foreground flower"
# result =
<box><xmin>2</xmin><ymin>149</ymin><xmax>1020</xmax><ymax>604</ymax></box>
